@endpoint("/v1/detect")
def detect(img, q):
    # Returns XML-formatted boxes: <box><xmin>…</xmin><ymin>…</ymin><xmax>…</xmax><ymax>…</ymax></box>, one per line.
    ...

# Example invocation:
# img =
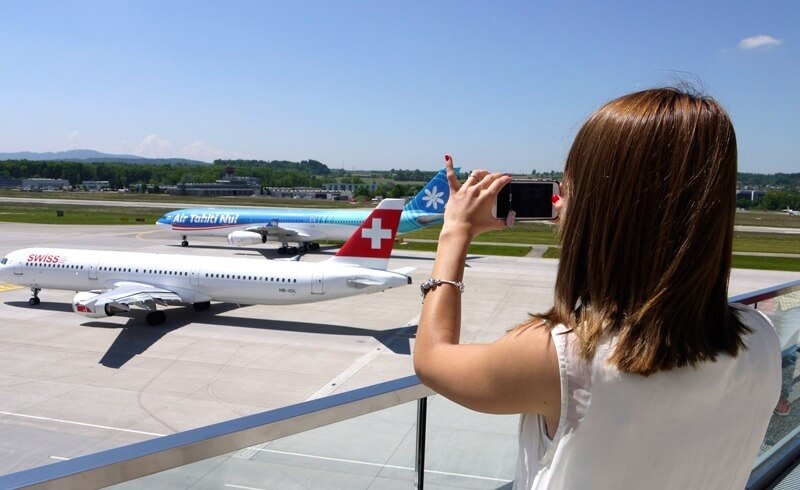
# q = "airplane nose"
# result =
<box><xmin>156</xmin><ymin>214</ymin><xmax>174</xmax><ymax>227</ymax></box>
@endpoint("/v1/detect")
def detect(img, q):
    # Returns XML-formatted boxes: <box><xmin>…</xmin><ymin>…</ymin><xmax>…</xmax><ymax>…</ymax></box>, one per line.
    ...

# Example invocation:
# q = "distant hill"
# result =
<box><xmin>0</xmin><ymin>149</ymin><xmax>208</xmax><ymax>165</ymax></box>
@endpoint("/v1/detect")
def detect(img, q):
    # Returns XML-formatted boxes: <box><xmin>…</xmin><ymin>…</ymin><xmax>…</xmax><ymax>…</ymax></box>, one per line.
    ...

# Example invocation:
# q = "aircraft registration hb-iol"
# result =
<box><xmin>156</xmin><ymin>168</ymin><xmax>454</xmax><ymax>253</ymax></box>
<box><xmin>0</xmin><ymin>199</ymin><xmax>414</xmax><ymax>326</ymax></box>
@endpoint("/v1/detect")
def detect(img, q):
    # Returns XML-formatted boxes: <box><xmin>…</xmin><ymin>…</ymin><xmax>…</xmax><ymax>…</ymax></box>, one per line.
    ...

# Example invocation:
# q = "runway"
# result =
<box><xmin>0</xmin><ymin>223</ymin><xmax>796</xmax><ymax>486</ymax></box>
<box><xmin>0</xmin><ymin>196</ymin><xmax>290</xmax><ymax>210</ymax></box>
<box><xmin>2</xmin><ymin>196</ymin><xmax>799</xmax><ymax>234</ymax></box>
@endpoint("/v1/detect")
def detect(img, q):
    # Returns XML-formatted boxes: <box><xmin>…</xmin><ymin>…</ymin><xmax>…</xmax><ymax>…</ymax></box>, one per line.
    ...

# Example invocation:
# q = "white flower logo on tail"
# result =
<box><xmin>422</xmin><ymin>186</ymin><xmax>445</xmax><ymax>210</ymax></box>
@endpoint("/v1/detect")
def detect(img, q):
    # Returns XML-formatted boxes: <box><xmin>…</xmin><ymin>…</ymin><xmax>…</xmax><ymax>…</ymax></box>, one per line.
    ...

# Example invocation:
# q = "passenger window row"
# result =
<box><xmin>26</xmin><ymin>263</ymin><xmax>84</xmax><ymax>269</ymax></box>
<box><xmin>204</xmin><ymin>273</ymin><xmax>297</xmax><ymax>283</ymax></box>
<box><xmin>26</xmin><ymin>262</ymin><xmax>298</xmax><ymax>283</ymax></box>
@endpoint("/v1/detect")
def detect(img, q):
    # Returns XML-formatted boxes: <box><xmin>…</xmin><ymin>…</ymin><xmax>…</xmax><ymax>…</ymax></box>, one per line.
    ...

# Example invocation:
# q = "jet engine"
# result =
<box><xmin>72</xmin><ymin>292</ymin><xmax>129</xmax><ymax>318</ymax></box>
<box><xmin>227</xmin><ymin>231</ymin><xmax>266</xmax><ymax>247</ymax></box>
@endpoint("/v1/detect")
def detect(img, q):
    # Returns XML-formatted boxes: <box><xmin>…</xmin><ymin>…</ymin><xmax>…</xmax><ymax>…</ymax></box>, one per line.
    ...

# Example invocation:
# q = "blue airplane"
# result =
<box><xmin>156</xmin><ymin>168</ymin><xmax>452</xmax><ymax>254</ymax></box>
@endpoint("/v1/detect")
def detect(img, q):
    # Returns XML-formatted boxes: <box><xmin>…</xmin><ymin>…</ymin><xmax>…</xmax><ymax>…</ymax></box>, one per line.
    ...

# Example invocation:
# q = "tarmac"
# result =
<box><xmin>0</xmin><ymin>222</ymin><xmax>797</xmax><ymax>488</ymax></box>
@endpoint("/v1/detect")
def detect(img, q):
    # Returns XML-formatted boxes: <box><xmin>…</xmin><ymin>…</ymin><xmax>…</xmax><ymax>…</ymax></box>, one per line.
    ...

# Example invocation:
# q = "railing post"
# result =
<box><xmin>415</xmin><ymin>396</ymin><xmax>428</xmax><ymax>489</ymax></box>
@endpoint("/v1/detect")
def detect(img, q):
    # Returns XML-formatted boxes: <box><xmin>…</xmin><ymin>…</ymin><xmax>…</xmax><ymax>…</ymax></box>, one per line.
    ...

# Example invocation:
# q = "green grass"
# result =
<box><xmin>731</xmin><ymin>255</ymin><xmax>800</xmax><ymax>272</ymax></box>
<box><xmin>532</xmin><ymin>247</ymin><xmax>800</xmax><ymax>271</ymax></box>
<box><xmin>0</xmin><ymin>190</ymin><xmax>369</xmax><ymax>208</ymax></box>
<box><xmin>732</xmin><ymin>232</ymin><xmax>800</xmax><ymax>255</ymax></box>
<box><xmin>408</xmin><ymin>225</ymin><xmax>800</xmax><ymax>255</ymax></box>
<box><xmin>404</xmin><ymin>223</ymin><xmax>560</xmax><ymax>245</ymax></box>
<box><xmin>1</xmin><ymin>198</ymin><xmax>798</xmax><ymax>271</ymax></box>
<box><xmin>735</xmin><ymin>210</ymin><xmax>800</xmax><ymax>228</ymax></box>
<box><xmin>542</xmin><ymin>247</ymin><xmax>561</xmax><ymax>259</ymax></box>
<box><xmin>394</xmin><ymin>241</ymin><xmax>532</xmax><ymax>257</ymax></box>
<box><xmin>0</xmin><ymin>203</ymin><xmax>166</xmax><ymax>225</ymax></box>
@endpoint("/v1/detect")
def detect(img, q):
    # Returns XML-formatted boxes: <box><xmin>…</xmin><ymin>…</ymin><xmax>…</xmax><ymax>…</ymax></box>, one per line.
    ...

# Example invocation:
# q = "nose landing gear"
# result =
<box><xmin>28</xmin><ymin>287</ymin><xmax>41</xmax><ymax>306</ymax></box>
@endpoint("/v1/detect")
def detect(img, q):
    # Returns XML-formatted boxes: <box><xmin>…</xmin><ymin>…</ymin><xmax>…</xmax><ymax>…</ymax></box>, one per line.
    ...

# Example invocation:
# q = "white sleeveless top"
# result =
<box><xmin>514</xmin><ymin>303</ymin><xmax>781</xmax><ymax>489</ymax></box>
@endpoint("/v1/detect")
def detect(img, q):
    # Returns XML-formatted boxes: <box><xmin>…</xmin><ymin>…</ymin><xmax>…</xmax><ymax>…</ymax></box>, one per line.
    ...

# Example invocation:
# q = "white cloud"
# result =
<box><xmin>137</xmin><ymin>134</ymin><xmax>173</xmax><ymax>157</ymax></box>
<box><xmin>67</xmin><ymin>130</ymin><xmax>80</xmax><ymax>149</ymax></box>
<box><xmin>738</xmin><ymin>35</ymin><xmax>782</xmax><ymax>49</ymax></box>
<box><xmin>182</xmin><ymin>140</ymin><xmax>224</xmax><ymax>162</ymax></box>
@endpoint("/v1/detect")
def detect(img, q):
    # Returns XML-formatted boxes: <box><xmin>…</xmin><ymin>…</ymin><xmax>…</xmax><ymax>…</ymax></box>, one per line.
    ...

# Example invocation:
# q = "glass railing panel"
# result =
<box><xmin>419</xmin><ymin>395</ymin><xmax>517</xmax><ymax>488</ymax></box>
<box><xmin>107</xmin><ymin>396</ymin><xmax>519</xmax><ymax>490</ymax></box>
<box><xmin>753</xmin><ymin>290</ymin><xmax>800</xmax><ymax>469</ymax></box>
<box><xmin>107</xmin><ymin>401</ymin><xmax>421</xmax><ymax>489</ymax></box>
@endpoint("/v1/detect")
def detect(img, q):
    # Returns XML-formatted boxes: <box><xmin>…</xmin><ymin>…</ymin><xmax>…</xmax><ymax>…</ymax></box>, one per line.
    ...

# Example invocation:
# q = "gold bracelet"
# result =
<box><xmin>420</xmin><ymin>278</ymin><xmax>465</xmax><ymax>302</ymax></box>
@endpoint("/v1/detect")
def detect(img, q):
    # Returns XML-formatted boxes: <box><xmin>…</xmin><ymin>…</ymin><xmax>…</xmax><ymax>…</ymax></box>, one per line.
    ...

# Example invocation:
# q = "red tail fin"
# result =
<box><xmin>329</xmin><ymin>199</ymin><xmax>404</xmax><ymax>269</ymax></box>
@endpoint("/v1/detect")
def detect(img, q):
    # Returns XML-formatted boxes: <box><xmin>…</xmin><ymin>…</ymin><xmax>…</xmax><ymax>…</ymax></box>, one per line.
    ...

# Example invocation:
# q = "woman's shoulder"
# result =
<box><xmin>730</xmin><ymin>302</ymin><xmax>780</xmax><ymax>354</ymax></box>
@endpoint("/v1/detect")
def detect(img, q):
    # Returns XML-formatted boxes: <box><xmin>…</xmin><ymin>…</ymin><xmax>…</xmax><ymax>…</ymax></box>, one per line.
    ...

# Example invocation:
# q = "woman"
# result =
<box><xmin>413</xmin><ymin>87</ymin><xmax>780</xmax><ymax>488</ymax></box>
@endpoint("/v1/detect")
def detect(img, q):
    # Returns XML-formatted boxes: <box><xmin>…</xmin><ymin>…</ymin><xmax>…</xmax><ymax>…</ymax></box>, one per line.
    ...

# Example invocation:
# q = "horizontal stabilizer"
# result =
<box><xmin>389</xmin><ymin>266</ymin><xmax>416</xmax><ymax>276</ymax></box>
<box><xmin>347</xmin><ymin>278</ymin><xmax>385</xmax><ymax>289</ymax></box>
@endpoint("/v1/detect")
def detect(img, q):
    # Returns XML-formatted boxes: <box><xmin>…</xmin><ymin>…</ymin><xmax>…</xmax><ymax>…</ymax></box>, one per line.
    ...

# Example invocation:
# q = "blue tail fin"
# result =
<box><xmin>403</xmin><ymin>167</ymin><xmax>457</xmax><ymax>214</ymax></box>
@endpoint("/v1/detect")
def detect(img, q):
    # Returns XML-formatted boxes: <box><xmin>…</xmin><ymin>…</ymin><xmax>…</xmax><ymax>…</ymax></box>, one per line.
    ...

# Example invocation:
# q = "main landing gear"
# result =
<box><xmin>28</xmin><ymin>287</ymin><xmax>41</xmax><ymax>306</ymax></box>
<box><xmin>277</xmin><ymin>246</ymin><xmax>298</xmax><ymax>255</ymax></box>
<box><xmin>193</xmin><ymin>301</ymin><xmax>211</xmax><ymax>312</ymax></box>
<box><xmin>180</xmin><ymin>235</ymin><xmax>189</xmax><ymax>247</ymax></box>
<box><xmin>145</xmin><ymin>311</ymin><xmax>166</xmax><ymax>326</ymax></box>
<box><xmin>145</xmin><ymin>302</ymin><xmax>210</xmax><ymax>326</ymax></box>
<box><xmin>277</xmin><ymin>242</ymin><xmax>320</xmax><ymax>254</ymax></box>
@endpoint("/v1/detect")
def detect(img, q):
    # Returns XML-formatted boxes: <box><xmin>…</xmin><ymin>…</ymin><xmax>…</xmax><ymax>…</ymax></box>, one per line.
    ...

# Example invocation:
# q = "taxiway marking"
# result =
<box><xmin>0</xmin><ymin>411</ymin><xmax>166</xmax><ymax>437</ymax></box>
<box><xmin>0</xmin><ymin>283</ymin><xmax>23</xmax><ymax>293</ymax></box>
<box><xmin>254</xmin><ymin>448</ymin><xmax>512</xmax><ymax>483</ymax></box>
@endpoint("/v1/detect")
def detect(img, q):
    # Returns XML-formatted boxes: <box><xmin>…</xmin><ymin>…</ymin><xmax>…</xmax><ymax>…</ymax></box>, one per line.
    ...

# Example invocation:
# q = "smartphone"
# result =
<box><xmin>493</xmin><ymin>180</ymin><xmax>560</xmax><ymax>221</ymax></box>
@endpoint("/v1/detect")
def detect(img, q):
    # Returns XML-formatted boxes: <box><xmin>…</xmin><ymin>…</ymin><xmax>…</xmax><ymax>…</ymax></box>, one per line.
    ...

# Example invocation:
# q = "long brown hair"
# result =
<box><xmin>538</xmin><ymin>87</ymin><xmax>747</xmax><ymax>375</ymax></box>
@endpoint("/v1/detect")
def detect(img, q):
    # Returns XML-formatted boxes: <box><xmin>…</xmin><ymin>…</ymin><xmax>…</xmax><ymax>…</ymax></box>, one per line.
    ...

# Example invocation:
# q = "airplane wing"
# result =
<box><xmin>244</xmin><ymin>224</ymin><xmax>317</xmax><ymax>240</ymax></box>
<box><xmin>91</xmin><ymin>282</ymin><xmax>185</xmax><ymax>309</ymax></box>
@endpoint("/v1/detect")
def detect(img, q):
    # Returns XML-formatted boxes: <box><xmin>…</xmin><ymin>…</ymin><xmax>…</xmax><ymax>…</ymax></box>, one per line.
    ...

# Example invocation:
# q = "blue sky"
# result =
<box><xmin>0</xmin><ymin>1</ymin><xmax>796</xmax><ymax>173</ymax></box>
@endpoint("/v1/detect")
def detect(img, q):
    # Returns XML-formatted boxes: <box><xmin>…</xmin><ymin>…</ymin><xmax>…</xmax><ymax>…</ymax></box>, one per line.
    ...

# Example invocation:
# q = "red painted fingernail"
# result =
<box><xmin>444</xmin><ymin>154</ymin><xmax>451</xmax><ymax>162</ymax></box>
<box><xmin>551</xmin><ymin>195</ymin><xmax>561</xmax><ymax>203</ymax></box>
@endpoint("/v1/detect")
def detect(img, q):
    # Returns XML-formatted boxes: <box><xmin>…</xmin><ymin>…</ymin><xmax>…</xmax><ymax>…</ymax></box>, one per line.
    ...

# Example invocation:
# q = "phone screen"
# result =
<box><xmin>495</xmin><ymin>181</ymin><xmax>558</xmax><ymax>220</ymax></box>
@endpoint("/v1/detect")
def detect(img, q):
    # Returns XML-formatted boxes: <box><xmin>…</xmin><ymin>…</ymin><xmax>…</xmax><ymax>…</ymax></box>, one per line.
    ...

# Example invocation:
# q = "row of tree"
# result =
<box><xmin>0</xmin><ymin>160</ymin><xmax>328</xmax><ymax>189</ymax></box>
<box><xmin>213</xmin><ymin>159</ymin><xmax>331</xmax><ymax>175</ymax></box>
<box><xmin>738</xmin><ymin>173</ymin><xmax>800</xmax><ymax>189</ymax></box>
<box><xmin>738</xmin><ymin>190</ymin><xmax>800</xmax><ymax>211</ymax></box>
<box><xmin>2</xmin><ymin>160</ymin><xmax>796</xmax><ymax>199</ymax></box>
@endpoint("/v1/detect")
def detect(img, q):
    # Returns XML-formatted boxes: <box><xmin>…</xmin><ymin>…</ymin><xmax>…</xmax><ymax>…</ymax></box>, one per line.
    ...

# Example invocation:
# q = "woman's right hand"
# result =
<box><xmin>441</xmin><ymin>154</ymin><xmax>512</xmax><ymax>241</ymax></box>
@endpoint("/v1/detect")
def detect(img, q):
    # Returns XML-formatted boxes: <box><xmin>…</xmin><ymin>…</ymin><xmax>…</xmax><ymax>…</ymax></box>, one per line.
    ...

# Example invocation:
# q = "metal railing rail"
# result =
<box><xmin>729</xmin><ymin>279</ymin><xmax>800</xmax><ymax>306</ymax></box>
<box><xmin>0</xmin><ymin>375</ymin><xmax>434</xmax><ymax>490</ymax></box>
<box><xmin>0</xmin><ymin>279</ymin><xmax>797</xmax><ymax>490</ymax></box>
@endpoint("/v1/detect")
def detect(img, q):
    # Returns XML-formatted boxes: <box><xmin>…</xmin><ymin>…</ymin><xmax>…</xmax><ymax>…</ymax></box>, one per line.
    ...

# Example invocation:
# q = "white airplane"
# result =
<box><xmin>0</xmin><ymin>199</ymin><xmax>413</xmax><ymax>326</ymax></box>
<box><xmin>782</xmin><ymin>207</ymin><xmax>800</xmax><ymax>216</ymax></box>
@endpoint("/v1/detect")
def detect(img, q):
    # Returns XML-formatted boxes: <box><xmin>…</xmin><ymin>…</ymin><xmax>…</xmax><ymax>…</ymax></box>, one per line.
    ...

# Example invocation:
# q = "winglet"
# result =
<box><xmin>403</xmin><ymin>167</ymin><xmax>456</xmax><ymax>213</ymax></box>
<box><xmin>327</xmin><ymin>198</ymin><xmax>404</xmax><ymax>269</ymax></box>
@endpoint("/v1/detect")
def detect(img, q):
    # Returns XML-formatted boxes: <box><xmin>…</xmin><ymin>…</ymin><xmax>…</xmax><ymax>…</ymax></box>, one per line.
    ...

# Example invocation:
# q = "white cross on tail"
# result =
<box><xmin>361</xmin><ymin>218</ymin><xmax>392</xmax><ymax>249</ymax></box>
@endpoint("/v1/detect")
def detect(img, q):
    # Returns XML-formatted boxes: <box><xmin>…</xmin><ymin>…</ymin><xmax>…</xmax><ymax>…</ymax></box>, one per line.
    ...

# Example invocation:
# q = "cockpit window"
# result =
<box><xmin>0</xmin><ymin>258</ymin><xmax>7</xmax><ymax>265</ymax></box>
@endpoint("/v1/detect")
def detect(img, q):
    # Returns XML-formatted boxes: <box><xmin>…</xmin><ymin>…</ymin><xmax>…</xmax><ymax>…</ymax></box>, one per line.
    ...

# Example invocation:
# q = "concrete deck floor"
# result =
<box><xmin>0</xmin><ymin>223</ymin><xmax>796</xmax><ymax>488</ymax></box>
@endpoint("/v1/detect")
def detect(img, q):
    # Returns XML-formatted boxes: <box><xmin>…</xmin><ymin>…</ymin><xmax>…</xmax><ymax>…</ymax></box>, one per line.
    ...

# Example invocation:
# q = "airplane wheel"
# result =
<box><xmin>181</xmin><ymin>240</ymin><xmax>189</xmax><ymax>247</ymax></box>
<box><xmin>29</xmin><ymin>297</ymin><xmax>40</xmax><ymax>306</ymax></box>
<box><xmin>146</xmin><ymin>311</ymin><xmax>166</xmax><ymax>326</ymax></box>
<box><xmin>277</xmin><ymin>247</ymin><xmax>287</xmax><ymax>255</ymax></box>
<box><xmin>299</xmin><ymin>244</ymin><xmax>308</xmax><ymax>253</ymax></box>
<box><xmin>310</xmin><ymin>243</ymin><xmax>320</xmax><ymax>250</ymax></box>
<box><xmin>193</xmin><ymin>301</ymin><xmax>211</xmax><ymax>312</ymax></box>
<box><xmin>289</xmin><ymin>247</ymin><xmax>299</xmax><ymax>254</ymax></box>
